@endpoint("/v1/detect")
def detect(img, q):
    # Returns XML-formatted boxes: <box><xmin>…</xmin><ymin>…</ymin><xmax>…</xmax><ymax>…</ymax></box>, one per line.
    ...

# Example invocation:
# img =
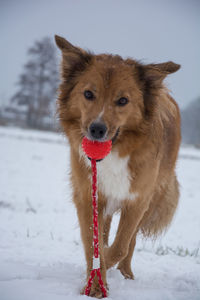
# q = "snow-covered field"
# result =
<box><xmin>0</xmin><ymin>126</ymin><xmax>199</xmax><ymax>300</ymax></box>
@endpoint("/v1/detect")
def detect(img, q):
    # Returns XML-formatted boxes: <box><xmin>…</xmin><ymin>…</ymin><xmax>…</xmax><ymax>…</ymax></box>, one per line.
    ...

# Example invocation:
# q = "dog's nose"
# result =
<box><xmin>89</xmin><ymin>122</ymin><xmax>107</xmax><ymax>140</ymax></box>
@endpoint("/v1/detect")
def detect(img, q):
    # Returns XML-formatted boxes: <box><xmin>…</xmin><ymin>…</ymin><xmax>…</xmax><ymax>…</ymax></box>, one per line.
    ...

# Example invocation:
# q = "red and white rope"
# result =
<box><xmin>84</xmin><ymin>159</ymin><xmax>107</xmax><ymax>297</ymax></box>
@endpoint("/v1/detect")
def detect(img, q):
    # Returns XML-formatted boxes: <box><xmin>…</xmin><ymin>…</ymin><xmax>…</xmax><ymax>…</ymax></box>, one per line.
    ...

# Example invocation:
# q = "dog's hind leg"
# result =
<box><xmin>103</xmin><ymin>215</ymin><xmax>112</xmax><ymax>246</ymax></box>
<box><xmin>117</xmin><ymin>232</ymin><xmax>137</xmax><ymax>279</ymax></box>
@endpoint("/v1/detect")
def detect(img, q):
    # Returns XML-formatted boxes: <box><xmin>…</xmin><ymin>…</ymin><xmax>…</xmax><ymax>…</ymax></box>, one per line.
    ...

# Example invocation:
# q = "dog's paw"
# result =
<box><xmin>81</xmin><ymin>281</ymin><xmax>108</xmax><ymax>298</ymax></box>
<box><xmin>104</xmin><ymin>246</ymin><xmax>128</xmax><ymax>270</ymax></box>
<box><xmin>117</xmin><ymin>263</ymin><xmax>135</xmax><ymax>280</ymax></box>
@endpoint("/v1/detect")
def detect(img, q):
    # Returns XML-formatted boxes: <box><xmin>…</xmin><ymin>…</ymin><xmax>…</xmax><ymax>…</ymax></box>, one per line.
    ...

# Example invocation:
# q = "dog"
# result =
<box><xmin>55</xmin><ymin>35</ymin><xmax>181</xmax><ymax>298</ymax></box>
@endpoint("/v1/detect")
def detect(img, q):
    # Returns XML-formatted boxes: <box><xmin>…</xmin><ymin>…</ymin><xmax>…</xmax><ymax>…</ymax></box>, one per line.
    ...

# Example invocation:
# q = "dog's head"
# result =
<box><xmin>55</xmin><ymin>35</ymin><xmax>180</xmax><ymax>143</ymax></box>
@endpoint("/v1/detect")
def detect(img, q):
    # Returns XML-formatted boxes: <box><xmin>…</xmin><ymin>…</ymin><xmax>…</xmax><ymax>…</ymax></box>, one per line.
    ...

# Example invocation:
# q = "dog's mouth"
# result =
<box><xmin>83</xmin><ymin>126</ymin><xmax>120</xmax><ymax>144</ymax></box>
<box><xmin>111</xmin><ymin>128</ymin><xmax>120</xmax><ymax>144</ymax></box>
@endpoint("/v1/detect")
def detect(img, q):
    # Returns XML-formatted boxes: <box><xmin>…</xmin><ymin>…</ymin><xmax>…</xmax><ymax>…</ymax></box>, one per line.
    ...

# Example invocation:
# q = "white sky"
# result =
<box><xmin>0</xmin><ymin>0</ymin><xmax>200</xmax><ymax>108</ymax></box>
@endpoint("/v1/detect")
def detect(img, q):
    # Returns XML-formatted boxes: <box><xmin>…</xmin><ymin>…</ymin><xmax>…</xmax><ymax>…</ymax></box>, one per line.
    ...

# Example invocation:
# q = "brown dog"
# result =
<box><xmin>55</xmin><ymin>35</ymin><xmax>181</xmax><ymax>298</ymax></box>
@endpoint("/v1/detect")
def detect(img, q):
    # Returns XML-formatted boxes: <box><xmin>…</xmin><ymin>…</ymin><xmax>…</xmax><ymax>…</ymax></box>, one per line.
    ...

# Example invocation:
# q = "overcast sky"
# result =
<box><xmin>0</xmin><ymin>0</ymin><xmax>200</xmax><ymax>109</ymax></box>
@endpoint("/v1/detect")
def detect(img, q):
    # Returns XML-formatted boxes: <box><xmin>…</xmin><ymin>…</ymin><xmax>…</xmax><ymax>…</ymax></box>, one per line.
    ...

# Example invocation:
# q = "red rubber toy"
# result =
<box><xmin>82</xmin><ymin>137</ymin><xmax>112</xmax><ymax>160</ymax></box>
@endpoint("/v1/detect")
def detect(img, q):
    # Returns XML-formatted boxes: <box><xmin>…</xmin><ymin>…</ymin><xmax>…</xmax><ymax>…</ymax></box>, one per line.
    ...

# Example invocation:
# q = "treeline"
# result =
<box><xmin>181</xmin><ymin>97</ymin><xmax>200</xmax><ymax>146</ymax></box>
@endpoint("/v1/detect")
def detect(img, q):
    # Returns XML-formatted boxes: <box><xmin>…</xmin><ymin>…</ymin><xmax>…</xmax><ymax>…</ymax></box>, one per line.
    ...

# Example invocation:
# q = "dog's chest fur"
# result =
<box><xmin>80</xmin><ymin>149</ymin><xmax>137</xmax><ymax>216</ymax></box>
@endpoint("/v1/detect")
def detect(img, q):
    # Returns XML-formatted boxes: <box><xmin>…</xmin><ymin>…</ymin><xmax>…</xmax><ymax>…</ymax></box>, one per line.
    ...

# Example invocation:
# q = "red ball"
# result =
<box><xmin>82</xmin><ymin>137</ymin><xmax>112</xmax><ymax>160</ymax></box>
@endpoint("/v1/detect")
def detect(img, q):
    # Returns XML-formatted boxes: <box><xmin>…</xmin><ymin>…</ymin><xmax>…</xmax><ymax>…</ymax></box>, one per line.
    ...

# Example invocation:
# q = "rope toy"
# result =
<box><xmin>82</xmin><ymin>137</ymin><xmax>112</xmax><ymax>297</ymax></box>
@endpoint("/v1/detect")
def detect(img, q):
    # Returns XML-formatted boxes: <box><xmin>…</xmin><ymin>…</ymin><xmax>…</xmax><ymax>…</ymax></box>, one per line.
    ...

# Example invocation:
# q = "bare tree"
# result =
<box><xmin>11</xmin><ymin>37</ymin><xmax>59</xmax><ymax>129</ymax></box>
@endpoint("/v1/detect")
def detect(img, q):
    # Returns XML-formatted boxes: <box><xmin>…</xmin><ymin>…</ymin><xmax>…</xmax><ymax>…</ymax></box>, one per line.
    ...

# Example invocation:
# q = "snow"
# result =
<box><xmin>0</xmin><ymin>126</ymin><xmax>199</xmax><ymax>300</ymax></box>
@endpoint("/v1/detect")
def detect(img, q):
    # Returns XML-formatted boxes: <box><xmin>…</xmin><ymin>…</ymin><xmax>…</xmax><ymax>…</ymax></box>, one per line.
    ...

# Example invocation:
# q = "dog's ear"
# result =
<box><xmin>55</xmin><ymin>35</ymin><xmax>93</xmax><ymax>79</ymax></box>
<box><xmin>133</xmin><ymin>61</ymin><xmax>180</xmax><ymax>118</ymax></box>
<box><xmin>143</xmin><ymin>62</ymin><xmax>180</xmax><ymax>88</ymax></box>
<box><xmin>55</xmin><ymin>35</ymin><xmax>76</xmax><ymax>52</ymax></box>
<box><xmin>149</xmin><ymin>61</ymin><xmax>181</xmax><ymax>74</ymax></box>
<box><xmin>137</xmin><ymin>61</ymin><xmax>181</xmax><ymax>90</ymax></box>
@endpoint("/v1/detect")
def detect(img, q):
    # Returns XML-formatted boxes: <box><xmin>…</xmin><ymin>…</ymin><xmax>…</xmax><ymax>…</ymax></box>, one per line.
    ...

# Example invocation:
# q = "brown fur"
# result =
<box><xmin>55</xmin><ymin>35</ymin><xmax>181</xmax><ymax>298</ymax></box>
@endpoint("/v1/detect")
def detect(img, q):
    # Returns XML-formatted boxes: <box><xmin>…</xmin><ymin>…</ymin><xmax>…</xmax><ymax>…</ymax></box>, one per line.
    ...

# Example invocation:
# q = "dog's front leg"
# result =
<box><xmin>76</xmin><ymin>197</ymin><xmax>107</xmax><ymax>298</ymax></box>
<box><xmin>103</xmin><ymin>215</ymin><xmax>112</xmax><ymax>247</ymax></box>
<box><xmin>104</xmin><ymin>201</ymin><xmax>147</xmax><ymax>269</ymax></box>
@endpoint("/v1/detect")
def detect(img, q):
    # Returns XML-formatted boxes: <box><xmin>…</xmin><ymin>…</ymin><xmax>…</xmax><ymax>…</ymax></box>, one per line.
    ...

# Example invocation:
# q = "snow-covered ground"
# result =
<box><xmin>0</xmin><ymin>126</ymin><xmax>199</xmax><ymax>300</ymax></box>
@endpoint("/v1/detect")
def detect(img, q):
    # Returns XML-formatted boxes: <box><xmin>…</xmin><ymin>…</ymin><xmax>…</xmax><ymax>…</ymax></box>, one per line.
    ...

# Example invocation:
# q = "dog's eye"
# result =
<box><xmin>84</xmin><ymin>90</ymin><xmax>95</xmax><ymax>100</ymax></box>
<box><xmin>116</xmin><ymin>97</ymin><xmax>129</xmax><ymax>106</ymax></box>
